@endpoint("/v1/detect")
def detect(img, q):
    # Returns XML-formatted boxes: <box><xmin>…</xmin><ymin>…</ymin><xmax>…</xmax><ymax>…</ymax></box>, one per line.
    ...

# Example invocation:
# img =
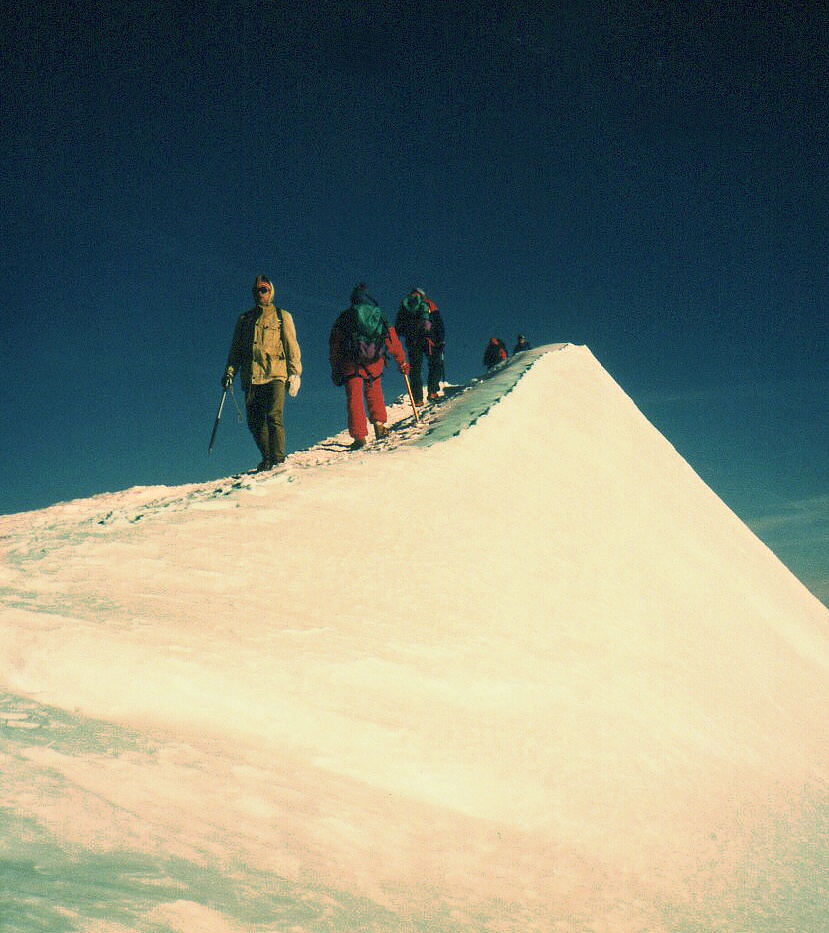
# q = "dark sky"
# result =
<box><xmin>1</xmin><ymin>0</ymin><xmax>827</xmax><ymax>600</ymax></box>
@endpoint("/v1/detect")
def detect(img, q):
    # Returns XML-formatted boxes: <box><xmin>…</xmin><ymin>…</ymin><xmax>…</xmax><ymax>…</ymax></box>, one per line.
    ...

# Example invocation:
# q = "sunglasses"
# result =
<box><xmin>257</xmin><ymin>285</ymin><xmax>271</xmax><ymax>294</ymax></box>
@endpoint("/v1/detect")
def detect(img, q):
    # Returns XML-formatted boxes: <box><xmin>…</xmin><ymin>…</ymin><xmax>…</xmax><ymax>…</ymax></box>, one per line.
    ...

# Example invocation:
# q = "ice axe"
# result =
<box><xmin>403</xmin><ymin>371</ymin><xmax>420</xmax><ymax>423</ymax></box>
<box><xmin>207</xmin><ymin>387</ymin><xmax>228</xmax><ymax>453</ymax></box>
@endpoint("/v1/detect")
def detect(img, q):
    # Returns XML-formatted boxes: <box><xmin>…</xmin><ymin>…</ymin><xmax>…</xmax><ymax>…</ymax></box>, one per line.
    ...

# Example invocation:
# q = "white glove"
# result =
<box><xmin>287</xmin><ymin>374</ymin><xmax>301</xmax><ymax>397</ymax></box>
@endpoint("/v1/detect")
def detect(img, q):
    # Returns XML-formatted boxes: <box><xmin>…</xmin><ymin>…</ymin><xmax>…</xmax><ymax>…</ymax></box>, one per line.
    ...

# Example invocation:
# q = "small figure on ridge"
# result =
<box><xmin>513</xmin><ymin>333</ymin><xmax>531</xmax><ymax>354</ymax></box>
<box><xmin>483</xmin><ymin>337</ymin><xmax>508</xmax><ymax>371</ymax></box>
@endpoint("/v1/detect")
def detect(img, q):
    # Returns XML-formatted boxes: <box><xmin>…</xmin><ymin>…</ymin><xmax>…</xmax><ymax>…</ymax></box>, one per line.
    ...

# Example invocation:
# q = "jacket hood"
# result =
<box><xmin>253</xmin><ymin>274</ymin><xmax>275</xmax><ymax>305</ymax></box>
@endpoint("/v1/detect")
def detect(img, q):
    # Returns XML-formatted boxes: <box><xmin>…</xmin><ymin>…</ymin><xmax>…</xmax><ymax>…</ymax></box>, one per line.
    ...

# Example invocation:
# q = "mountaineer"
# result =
<box><xmin>394</xmin><ymin>287</ymin><xmax>445</xmax><ymax>404</ymax></box>
<box><xmin>221</xmin><ymin>275</ymin><xmax>302</xmax><ymax>471</ymax></box>
<box><xmin>329</xmin><ymin>285</ymin><xmax>409</xmax><ymax>450</ymax></box>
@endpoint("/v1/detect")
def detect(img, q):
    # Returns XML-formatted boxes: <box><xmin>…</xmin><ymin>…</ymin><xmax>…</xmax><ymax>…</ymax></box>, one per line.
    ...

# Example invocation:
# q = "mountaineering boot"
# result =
<box><xmin>349</xmin><ymin>438</ymin><xmax>367</xmax><ymax>451</ymax></box>
<box><xmin>373</xmin><ymin>422</ymin><xmax>388</xmax><ymax>439</ymax></box>
<box><xmin>255</xmin><ymin>459</ymin><xmax>272</xmax><ymax>472</ymax></box>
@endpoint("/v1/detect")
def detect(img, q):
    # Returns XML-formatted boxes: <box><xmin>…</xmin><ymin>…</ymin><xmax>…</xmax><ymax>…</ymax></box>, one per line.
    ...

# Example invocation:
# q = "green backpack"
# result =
<box><xmin>402</xmin><ymin>294</ymin><xmax>432</xmax><ymax>335</ymax></box>
<box><xmin>348</xmin><ymin>303</ymin><xmax>388</xmax><ymax>364</ymax></box>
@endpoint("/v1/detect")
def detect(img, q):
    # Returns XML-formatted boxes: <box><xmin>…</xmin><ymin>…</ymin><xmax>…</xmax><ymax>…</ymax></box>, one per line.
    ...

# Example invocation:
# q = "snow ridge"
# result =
<box><xmin>2</xmin><ymin>343</ymin><xmax>828</xmax><ymax>933</ymax></box>
<box><xmin>0</xmin><ymin>345</ymin><xmax>564</xmax><ymax>538</ymax></box>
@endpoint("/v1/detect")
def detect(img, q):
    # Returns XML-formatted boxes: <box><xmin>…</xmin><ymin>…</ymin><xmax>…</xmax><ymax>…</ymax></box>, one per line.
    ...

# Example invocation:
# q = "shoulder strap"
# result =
<box><xmin>276</xmin><ymin>308</ymin><xmax>291</xmax><ymax>361</ymax></box>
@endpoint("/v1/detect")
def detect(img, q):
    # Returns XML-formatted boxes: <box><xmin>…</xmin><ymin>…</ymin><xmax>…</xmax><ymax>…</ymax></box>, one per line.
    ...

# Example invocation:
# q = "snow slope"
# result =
<box><xmin>1</xmin><ymin>344</ymin><xmax>828</xmax><ymax>933</ymax></box>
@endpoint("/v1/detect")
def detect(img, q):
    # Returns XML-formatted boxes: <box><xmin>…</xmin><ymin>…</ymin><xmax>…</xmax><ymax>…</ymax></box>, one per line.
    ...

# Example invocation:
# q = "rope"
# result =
<box><xmin>229</xmin><ymin>384</ymin><xmax>245</xmax><ymax>422</ymax></box>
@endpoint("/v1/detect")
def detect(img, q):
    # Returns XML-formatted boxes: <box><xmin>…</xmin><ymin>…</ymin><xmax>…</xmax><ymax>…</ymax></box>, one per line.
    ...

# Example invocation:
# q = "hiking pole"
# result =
<box><xmin>208</xmin><ymin>387</ymin><xmax>228</xmax><ymax>453</ymax></box>
<box><xmin>403</xmin><ymin>372</ymin><xmax>420</xmax><ymax>423</ymax></box>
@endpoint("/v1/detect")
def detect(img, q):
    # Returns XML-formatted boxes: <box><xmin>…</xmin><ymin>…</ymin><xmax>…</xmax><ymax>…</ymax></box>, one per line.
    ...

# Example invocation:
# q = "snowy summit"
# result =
<box><xmin>1</xmin><ymin>344</ymin><xmax>828</xmax><ymax>933</ymax></box>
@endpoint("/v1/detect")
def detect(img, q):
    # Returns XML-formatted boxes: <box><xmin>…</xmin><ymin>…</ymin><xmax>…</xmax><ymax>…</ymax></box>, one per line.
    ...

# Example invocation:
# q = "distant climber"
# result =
<box><xmin>483</xmin><ymin>337</ymin><xmax>508</xmax><ymax>371</ymax></box>
<box><xmin>394</xmin><ymin>287</ymin><xmax>445</xmax><ymax>405</ymax></box>
<box><xmin>513</xmin><ymin>334</ymin><xmax>531</xmax><ymax>354</ymax></box>
<box><xmin>221</xmin><ymin>275</ymin><xmax>302</xmax><ymax>471</ymax></box>
<box><xmin>329</xmin><ymin>285</ymin><xmax>409</xmax><ymax>449</ymax></box>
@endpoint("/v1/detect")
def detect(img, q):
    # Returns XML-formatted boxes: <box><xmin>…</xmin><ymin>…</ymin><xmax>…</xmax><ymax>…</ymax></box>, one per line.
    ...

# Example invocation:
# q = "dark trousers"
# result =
<box><xmin>246</xmin><ymin>380</ymin><xmax>286</xmax><ymax>461</ymax></box>
<box><xmin>408</xmin><ymin>345</ymin><xmax>443</xmax><ymax>401</ymax></box>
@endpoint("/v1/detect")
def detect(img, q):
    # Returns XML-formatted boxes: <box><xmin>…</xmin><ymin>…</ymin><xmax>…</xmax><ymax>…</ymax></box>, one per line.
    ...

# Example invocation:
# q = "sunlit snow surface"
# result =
<box><xmin>2</xmin><ymin>345</ymin><xmax>828</xmax><ymax>933</ymax></box>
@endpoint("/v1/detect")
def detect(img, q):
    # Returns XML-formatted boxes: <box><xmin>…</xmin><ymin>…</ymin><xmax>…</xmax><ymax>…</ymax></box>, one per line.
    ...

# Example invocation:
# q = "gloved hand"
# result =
<box><xmin>287</xmin><ymin>374</ymin><xmax>301</xmax><ymax>397</ymax></box>
<box><xmin>399</xmin><ymin>361</ymin><xmax>410</xmax><ymax>376</ymax></box>
<box><xmin>221</xmin><ymin>369</ymin><xmax>233</xmax><ymax>389</ymax></box>
<box><xmin>331</xmin><ymin>372</ymin><xmax>343</xmax><ymax>387</ymax></box>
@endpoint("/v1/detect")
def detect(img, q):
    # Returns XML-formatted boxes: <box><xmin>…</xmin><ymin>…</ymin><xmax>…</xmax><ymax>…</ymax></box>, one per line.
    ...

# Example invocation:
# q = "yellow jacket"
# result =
<box><xmin>225</xmin><ymin>304</ymin><xmax>302</xmax><ymax>387</ymax></box>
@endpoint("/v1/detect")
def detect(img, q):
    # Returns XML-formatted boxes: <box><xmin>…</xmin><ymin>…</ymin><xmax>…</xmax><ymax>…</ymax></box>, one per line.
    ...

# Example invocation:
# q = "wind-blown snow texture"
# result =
<box><xmin>2</xmin><ymin>344</ymin><xmax>828</xmax><ymax>933</ymax></box>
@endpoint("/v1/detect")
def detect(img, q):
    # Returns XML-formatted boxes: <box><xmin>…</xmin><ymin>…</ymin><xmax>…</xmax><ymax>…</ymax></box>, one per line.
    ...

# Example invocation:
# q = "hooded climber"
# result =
<box><xmin>394</xmin><ymin>287</ymin><xmax>445</xmax><ymax>404</ymax></box>
<box><xmin>329</xmin><ymin>285</ymin><xmax>409</xmax><ymax>450</ymax></box>
<box><xmin>222</xmin><ymin>275</ymin><xmax>302</xmax><ymax>471</ymax></box>
<box><xmin>483</xmin><ymin>337</ymin><xmax>508</xmax><ymax>370</ymax></box>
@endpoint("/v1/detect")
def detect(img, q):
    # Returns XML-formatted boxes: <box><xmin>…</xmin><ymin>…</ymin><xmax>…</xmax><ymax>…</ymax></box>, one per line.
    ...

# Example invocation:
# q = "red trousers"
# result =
<box><xmin>344</xmin><ymin>374</ymin><xmax>387</xmax><ymax>440</ymax></box>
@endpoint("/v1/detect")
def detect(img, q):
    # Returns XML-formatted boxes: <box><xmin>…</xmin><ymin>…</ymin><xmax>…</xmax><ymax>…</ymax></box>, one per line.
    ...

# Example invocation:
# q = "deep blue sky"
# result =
<box><xmin>2</xmin><ymin>1</ymin><xmax>827</xmax><ymax>600</ymax></box>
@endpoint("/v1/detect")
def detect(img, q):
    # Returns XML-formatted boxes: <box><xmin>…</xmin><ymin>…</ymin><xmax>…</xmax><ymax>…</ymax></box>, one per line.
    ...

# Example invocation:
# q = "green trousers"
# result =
<box><xmin>246</xmin><ymin>380</ymin><xmax>286</xmax><ymax>462</ymax></box>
